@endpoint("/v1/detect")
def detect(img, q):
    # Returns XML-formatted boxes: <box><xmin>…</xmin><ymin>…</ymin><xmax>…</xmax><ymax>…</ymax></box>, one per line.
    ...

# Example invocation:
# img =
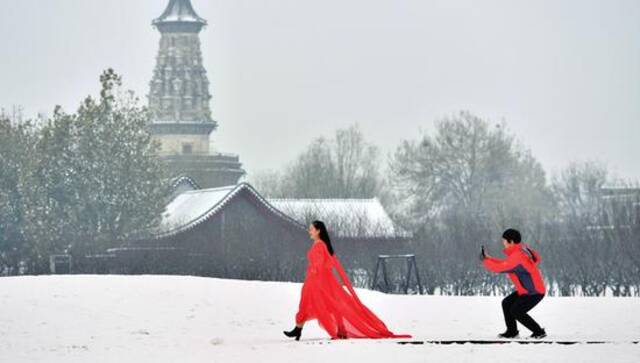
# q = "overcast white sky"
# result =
<box><xmin>1</xmin><ymin>0</ymin><xmax>638</xmax><ymax>181</ymax></box>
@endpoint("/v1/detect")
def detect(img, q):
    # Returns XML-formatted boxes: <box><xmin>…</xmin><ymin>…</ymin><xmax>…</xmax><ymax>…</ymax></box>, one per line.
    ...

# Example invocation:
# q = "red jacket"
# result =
<box><xmin>483</xmin><ymin>244</ymin><xmax>545</xmax><ymax>295</ymax></box>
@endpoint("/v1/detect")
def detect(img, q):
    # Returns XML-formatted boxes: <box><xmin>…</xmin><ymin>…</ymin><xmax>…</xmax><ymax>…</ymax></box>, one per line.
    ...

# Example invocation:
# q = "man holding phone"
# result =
<box><xmin>480</xmin><ymin>229</ymin><xmax>547</xmax><ymax>339</ymax></box>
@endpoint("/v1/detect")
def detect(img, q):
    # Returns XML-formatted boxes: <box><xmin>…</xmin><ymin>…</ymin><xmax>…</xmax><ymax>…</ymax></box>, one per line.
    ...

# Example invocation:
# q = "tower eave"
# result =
<box><xmin>152</xmin><ymin>21</ymin><xmax>206</xmax><ymax>33</ymax></box>
<box><xmin>148</xmin><ymin>121</ymin><xmax>218</xmax><ymax>136</ymax></box>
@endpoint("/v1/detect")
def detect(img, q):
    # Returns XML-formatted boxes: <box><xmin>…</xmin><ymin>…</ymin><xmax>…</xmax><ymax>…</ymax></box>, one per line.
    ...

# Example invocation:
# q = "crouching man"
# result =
<box><xmin>481</xmin><ymin>228</ymin><xmax>547</xmax><ymax>339</ymax></box>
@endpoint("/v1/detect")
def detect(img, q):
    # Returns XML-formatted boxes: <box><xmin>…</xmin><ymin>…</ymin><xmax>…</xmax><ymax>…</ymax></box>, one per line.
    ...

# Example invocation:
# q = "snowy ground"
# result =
<box><xmin>0</xmin><ymin>275</ymin><xmax>639</xmax><ymax>363</ymax></box>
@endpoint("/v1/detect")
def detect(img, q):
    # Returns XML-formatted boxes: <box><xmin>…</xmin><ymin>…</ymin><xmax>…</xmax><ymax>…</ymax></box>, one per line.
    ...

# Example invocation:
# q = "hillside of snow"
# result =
<box><xmin>0</xmin><ymin>275</ymin><xmax>639</xmax><ymax>362</ymax></box>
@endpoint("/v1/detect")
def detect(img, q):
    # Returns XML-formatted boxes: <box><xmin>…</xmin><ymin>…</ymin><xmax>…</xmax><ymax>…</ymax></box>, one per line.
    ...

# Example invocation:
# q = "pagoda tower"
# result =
<box><xmin>148</xmin><ymin>0</ymin><xmax>244</xmax><ymax>188</ymax></box>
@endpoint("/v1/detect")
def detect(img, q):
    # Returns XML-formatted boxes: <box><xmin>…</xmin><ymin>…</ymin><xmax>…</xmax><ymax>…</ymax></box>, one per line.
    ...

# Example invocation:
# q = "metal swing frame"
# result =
<box><xmin>371</xmin><ymin>254</ymin><xmax>423</xmax><ymax>294</ymax></box>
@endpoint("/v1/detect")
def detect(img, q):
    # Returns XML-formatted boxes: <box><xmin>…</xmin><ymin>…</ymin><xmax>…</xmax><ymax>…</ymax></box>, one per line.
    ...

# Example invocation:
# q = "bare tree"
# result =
<box><xmin>388</xmin><ymin>111</ymin><xmax>553</xmax><ymax>232</ymax></box>
<box><xmin>249</xmin><ymin>124</ymin><xmax>382</xmax><ymax>199</ymax></box>
<box><xmin>551</xmin><ymin>161</ymin><xmax>608</xmax><ymax>220</ymax></box>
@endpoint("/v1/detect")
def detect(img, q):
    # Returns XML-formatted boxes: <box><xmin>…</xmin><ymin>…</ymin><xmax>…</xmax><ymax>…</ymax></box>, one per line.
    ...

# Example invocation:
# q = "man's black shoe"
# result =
<box><xmin>530</xmin><ymin>329</ymin><xmax>547</xmax><ymax>339</ymax></box>
<box><xmin>498</xmin><ymin>330</ymin><xmax>519</xmax><ymax>339</ymax></box>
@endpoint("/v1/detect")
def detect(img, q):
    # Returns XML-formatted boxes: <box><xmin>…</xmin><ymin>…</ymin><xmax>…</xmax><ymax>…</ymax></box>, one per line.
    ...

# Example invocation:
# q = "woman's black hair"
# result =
<box><xmin>312</xmin><ymin>220</ymin><xmax>334</xmax><ymax>255</ymax></box>
<box><xmin>502</xmin><ymin>228</ymin><xmax>522</xmax><ymax>244</ymax></box>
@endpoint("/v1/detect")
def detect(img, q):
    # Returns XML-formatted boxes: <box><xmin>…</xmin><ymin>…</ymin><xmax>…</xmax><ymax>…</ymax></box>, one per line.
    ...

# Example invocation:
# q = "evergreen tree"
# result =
<box><xmin>27</xmin><ymin>69</ymin><xmax>169</xmax><ymax>271</ymax></box>
<box><xmin>0</xmin><ymin>112</ymin><xmax>38</xmax><ymax>274</ymax></box>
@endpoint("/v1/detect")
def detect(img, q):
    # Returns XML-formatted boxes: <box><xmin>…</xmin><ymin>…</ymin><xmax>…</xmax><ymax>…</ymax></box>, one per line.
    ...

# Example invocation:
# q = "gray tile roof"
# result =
<box><xmin>153</xmin><ymin>183</ymin><xmax>410</xmax><ymax>240</ymax></box>
<box><xmin>155</xmin><ymin>183</ymin><xmax>303</xmax><ymax>239</ymax></box>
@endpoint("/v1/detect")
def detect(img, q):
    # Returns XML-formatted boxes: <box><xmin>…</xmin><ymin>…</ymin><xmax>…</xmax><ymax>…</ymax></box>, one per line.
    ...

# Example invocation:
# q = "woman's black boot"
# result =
<box><xmin>283</xmin><ymin>326</ymin><xmax>303</xmax><ymax>341</ymax></box>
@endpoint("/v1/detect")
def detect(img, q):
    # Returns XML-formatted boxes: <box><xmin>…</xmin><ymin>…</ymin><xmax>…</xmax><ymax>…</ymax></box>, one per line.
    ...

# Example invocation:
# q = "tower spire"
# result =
<box><xmin>153</xmin><ymin>0</ymin><xmax>207</xmax><ymax>33</ymax></box>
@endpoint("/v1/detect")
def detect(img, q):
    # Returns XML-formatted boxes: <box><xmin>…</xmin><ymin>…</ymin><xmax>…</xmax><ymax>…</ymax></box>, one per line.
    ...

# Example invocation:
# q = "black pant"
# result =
<box><xmin>501</xmin><ymin>291</ymin><xmax>544</xmax><ymax>333</ymax></box>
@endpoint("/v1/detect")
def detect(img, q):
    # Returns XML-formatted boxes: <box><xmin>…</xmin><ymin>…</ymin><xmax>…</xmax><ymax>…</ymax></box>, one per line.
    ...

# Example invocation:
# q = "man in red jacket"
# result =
<box><xmin>481</xmin><ymin>229</ymin><xmax>547</xmax><ymax>339</ymax></box>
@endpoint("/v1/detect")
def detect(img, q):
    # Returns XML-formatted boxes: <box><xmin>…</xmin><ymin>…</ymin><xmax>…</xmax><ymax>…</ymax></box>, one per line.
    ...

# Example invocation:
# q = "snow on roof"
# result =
<box><xmin>267</xmin><ymin>198</ymin><xmax>411</xmax><ymax>239</ymax></box>
<box><xmin>153</xmin><ymin>0</ymin><xmax>207</xmax><ymax>25</ymax></box>
<box><xmin>170</xmin><ymin>175</ymin><xmax>200</xmax><ymax>190</ymax></box>
<box><xmin>150</xmin><ymin>183</ymin><xmax>409</xmax><ymax>241</ymax></box>
<box><xmin>153</xmin><ymin>183</ymin><xmax>303</xmax><ymax>239</ymax></box>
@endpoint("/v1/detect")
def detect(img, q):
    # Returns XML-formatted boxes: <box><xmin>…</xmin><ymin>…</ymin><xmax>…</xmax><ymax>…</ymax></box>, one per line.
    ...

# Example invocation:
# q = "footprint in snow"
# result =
<box><xmin>131</xmin><ymin>329</ymin><xmax>150</xmax><ymax>335</ymax></box>
<box><xmin>210</xmin><ymin>338</ymin><xmax>224</xmax><ymax>346</ymax></box>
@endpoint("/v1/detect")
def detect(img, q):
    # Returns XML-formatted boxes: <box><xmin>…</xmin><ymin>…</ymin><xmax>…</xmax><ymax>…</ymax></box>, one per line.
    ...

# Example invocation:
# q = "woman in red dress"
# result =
<box><xmin>283</xmin><ymin>220</ymin><xmax>411</xmax><ymax>341</ymax></box>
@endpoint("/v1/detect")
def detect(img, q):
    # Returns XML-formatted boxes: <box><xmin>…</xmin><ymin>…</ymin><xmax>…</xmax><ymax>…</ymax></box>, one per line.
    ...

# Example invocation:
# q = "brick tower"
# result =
<box><xmin>149</xmin><ymin>0</ymin><xmax>244</xmax><ymax>188</ymax></box>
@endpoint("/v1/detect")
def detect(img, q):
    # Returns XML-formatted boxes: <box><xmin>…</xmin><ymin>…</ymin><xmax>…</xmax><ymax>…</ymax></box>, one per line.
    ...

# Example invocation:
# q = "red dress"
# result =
<box><xmin>295</xmin><ymin>240</ymin><xmax>411</xmax><ymax>339</ymax></box>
